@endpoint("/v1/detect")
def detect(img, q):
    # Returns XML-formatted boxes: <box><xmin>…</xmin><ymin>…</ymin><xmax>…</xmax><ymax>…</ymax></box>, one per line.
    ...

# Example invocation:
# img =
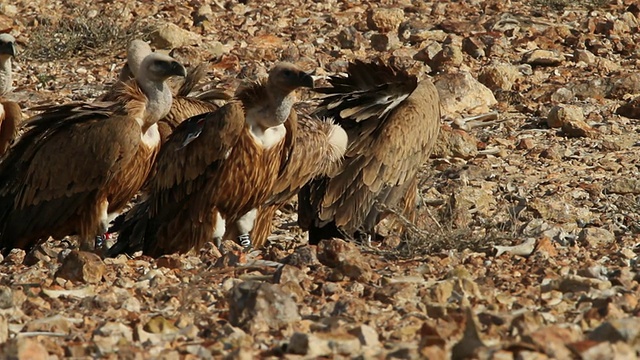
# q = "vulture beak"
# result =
<box><xmin>0</xmin><ymin>41</ymin><xmax>15</xmax><ymax>57</ymax></box>
<box><xmin>169</xmin><ymin>61</ymin><xmax>187</xmax><ymax>78</ymax></box>
<box><xmin>299</xmin><ymin>71</ymin><xmax>315</xmax><ymax>89</ymax></box>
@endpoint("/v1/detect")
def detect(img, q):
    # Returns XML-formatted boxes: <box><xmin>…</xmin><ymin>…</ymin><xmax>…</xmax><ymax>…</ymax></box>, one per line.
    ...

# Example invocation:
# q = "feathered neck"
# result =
<box><xmin>268</xmin><ymin>78</ymin><xmax>296</xmax><ymax>126</ymax></box>
<box><xmin>0</xmin><ymin>55</ymin><xmax>12</xmax><ymax>96</ymax></box>
<box><xmin>137</xmin><ymin>74</ymin><xmax>173</xmax><ymax>128</ymax></box>
<box><xmin>237</xmin><ymin>79</ymin><xmax>296</xmax><ymax>130</ymax></box>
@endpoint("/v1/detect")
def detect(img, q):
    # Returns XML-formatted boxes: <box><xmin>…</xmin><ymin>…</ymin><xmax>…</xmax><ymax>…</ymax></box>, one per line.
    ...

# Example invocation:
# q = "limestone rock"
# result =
<box><xmin>149</xmin><ymin>22</ymin><xmax>201</xmax><ymax>49</ymax></box>
<box><xmin>316</xmin><ymin>239</ymin><xmax>373</xmax><ymax>282</ymax></box>
<box><xmin>367</xmin><ymin>8</ymin><xmax>404</xmax><ymax>33</ymax></box>
<box><xmin>522</xmin><ymin>49</ymin><xmax>565</xmax><ymax>66</ymax></box>
<box><xmin>55</xmin><ymin>250</ymin><xmax>105</xmax><ymax>284</ymax></box>
<box><xmin>578</xmin><ymin>227</ymin><xmax>615</xmax><ymax>247</ymax></box>
<box><xmin>478</xmin><ymin>63</ymin><xmax>522</xmax><ymax>91</ymax></box>
<box><xmin>434</xmin><ymin>71</ymin><xmax>497</xmax><ymax>116</ymax></box>
<box><xmin>288</xmin><ymin>332</ymin><xmax>362</xmax><ymax>357</ymax></box>
<box><xmin>227</xmin><ymin>281</ymin><xmax>300</xmax><ymax>333</ymax></box>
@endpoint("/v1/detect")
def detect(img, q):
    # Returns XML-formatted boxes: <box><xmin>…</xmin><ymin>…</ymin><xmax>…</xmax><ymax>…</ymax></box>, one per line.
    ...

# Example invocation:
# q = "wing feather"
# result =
<box><xmin>0</xmin><ymin>104</ymin><xmax>140</xmax><ymax>252</ymax></box>
<box><xmin>108</xmin><ymin>101</ymin><xmax>245</xmax><ymax>255</ymax></box>
<box><xmin>303</xmin><ymin>59</ymin><xmax>441</xmax><ymax>236</ymax></box>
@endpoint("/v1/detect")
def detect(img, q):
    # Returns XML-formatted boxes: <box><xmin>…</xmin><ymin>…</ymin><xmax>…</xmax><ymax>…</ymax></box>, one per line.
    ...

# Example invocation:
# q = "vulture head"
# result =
<box><xmin>135</xmin><ymin>53</ymin><xmax>187</xmax><ymax>127</ymax></box>
<box><xmin>0</xmin><ymin>34</ymin><xmax>16</xmax><ymax>59</ymax></box>
<box><xmin>268</xmin><ymin>62</ymin><xmax>315</xmax><ymax>92</ymax></box>
<box><xmin>253</xmin><ymin>62</ymin><xmax>314</xmax><ymax>127</ymax></box>
<box><xmin>139</xmin><ymin>53</ymin><xmax>187</xmax><ymax>83</ymax></box>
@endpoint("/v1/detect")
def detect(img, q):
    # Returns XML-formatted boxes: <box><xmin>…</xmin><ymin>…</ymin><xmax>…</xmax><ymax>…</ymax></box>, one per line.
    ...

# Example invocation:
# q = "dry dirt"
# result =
<box><xmin>1</xmin><ymin>0</ymin><xmax>640</xmax><ymax>359</ymax></box>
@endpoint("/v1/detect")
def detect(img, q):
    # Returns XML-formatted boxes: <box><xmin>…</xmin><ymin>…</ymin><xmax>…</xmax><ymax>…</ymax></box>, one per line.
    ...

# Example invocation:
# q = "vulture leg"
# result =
<box><xmin>234</xmin><ymin>208</ymin><xmax>257</xmax><ymax>248</ymax></box>
<box><xmin>212</xmin><ymin>211</ymin><xmax>226</xmax><ymax>248</ymax></box>
<box><xmin>78</xmin><ymin>199</ymin><xmax>110</xmax><ymax>252</ymax></box>
<box><xmin>94</xmin><ymin>234</ymin><xmax>108</xmax><ymax>253</ymax></box>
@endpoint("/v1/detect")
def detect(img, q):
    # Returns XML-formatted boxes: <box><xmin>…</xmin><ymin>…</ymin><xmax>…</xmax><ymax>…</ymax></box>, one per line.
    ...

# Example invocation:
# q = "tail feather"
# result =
<box><xmin>314</xmin><ymin>59</ymin><xmax>418</xmax><ymax>125</ymax></box>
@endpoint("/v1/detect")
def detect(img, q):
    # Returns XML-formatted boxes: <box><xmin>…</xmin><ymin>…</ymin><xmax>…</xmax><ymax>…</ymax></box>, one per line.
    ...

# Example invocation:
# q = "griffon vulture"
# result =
<box><xmin>0</xmin><ymin>34</ymin><xmax>21</xmax><ymax>156</ymax></box>
<box><xmin>0</xmin><ymin>52</ymin><xmax>186</xmax><ymax>254</ymax></box>
<box><xmin>107</xmin><ymin>62</ymin><xmax>315</xmax><ymax>257</ymax></box>
<box><xmin>298</xmin><ymin>59</ymin><xmax>441</xmax><ymax>243</ymax></box>
<box><xmin>101</xmin><ymin>40</ymin><xmax>228</xmax><ymax>142</ymax></box>
<box><xmin>249</xmin><ymin>115</ymin><xmax>348</xmax><ymax>249</ymax></box>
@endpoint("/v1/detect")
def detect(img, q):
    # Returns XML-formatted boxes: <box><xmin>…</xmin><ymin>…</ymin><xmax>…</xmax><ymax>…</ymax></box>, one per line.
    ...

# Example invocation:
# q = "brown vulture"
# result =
<box><xmin>0</xmin><ymin>52</ymin><xmax>186</xmax><ymax>254</ymax></box>
<box><xmin>101</xmin><ymin>39</ymin><xmax>228</xmax><ymax>143</ymax></box>
<box><xmin>249</xmin><ymin>115</ymin><xmax>348</xmax><ymax>249</ymax></box>
<box><xmin>0</xmin><ymin>34</ymin><xmax>21</xmax><ymax>156</ymax></box>
<box><xmin>107</xmin><ymin>62</ymin><xmax>315</xmax><ymax>257</ymax></box>
<box><xmin>298</xmin><ymin>59</ymin><xmax>441</xmax><ymax>244</ymax></box>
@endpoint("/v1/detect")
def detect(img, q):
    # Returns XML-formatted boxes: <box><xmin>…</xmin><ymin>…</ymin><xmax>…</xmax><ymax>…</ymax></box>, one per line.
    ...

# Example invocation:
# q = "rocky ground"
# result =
<box><xmin>0</xmin><ymin>0</ymin><xmax>640</xmax><ymax>358</ymax></box>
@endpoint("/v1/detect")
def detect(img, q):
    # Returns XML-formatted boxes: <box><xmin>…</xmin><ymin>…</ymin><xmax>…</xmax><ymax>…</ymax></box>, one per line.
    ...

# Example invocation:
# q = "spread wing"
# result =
<box><xmin>303</xmin><ymin>60</ymin><xmax>441</xmax><ymax>236</ymax></box>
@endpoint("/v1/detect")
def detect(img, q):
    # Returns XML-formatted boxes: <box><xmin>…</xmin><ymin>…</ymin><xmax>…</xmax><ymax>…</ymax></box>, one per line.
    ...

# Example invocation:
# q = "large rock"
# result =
<box><xmin>367</xmin><ymin>8</ymin><xmax>404</xmax><ymax>33</ymax></box>
<box><xmin>288</xmin><ymin>332</ymin><xmax>362</xmax><ymax>357</ymax></box>
<box><xmin>0</xmin><ymin>338</ymin><xmax>49</xmax><ymax>360</ymax></box>
<box><xmin>578</xmin><ymin>227</ymin><xmax>615</xmax><ymax>247</ymax></box>
<box><xmin>316</xmin><ymin>239</ymin><xmax>373</xmax><ymax>282</ymax></box>
<box><xmin>227</xmin><ymin>281</ymin><xmax>300</xmax><ymax>334</ymax></box>
<box><xmin>478</xmin><ymin>63</ymin><xmax>522</xmax><ymax>91</ymax></box>
<box><xmin>431</xmin><ymin>125</ymin><xmax>478</xmax><ymax>160</ymax></box>
<box><xmin>434</xmin><ymin>71</ymin><xmax>497</xmax><ymax>116</ymax></box>
<box><xmin>149</xmin><ymin>22</ymin><xmax>201</xmax><ymax>49</ymax></box>
<box><xmin>55</xmin><ymin>250</ymin><xmax>105</xmax><ymax>284</ymax></box>
<box><xmin>522</xmin><ymin>49</ymin><xmax>565</xmax><ymax>66</ymax></box>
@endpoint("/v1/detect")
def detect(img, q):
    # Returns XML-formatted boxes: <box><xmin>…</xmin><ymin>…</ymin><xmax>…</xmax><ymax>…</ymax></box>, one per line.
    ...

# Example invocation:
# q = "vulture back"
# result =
<box><xmin>300</xmin><ymin>59</ymin><xmax>441</xmax><ymax>243</ymax></box>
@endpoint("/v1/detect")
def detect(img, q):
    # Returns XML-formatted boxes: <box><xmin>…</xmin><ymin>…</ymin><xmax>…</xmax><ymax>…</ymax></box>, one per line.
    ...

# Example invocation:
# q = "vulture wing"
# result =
<box><xmin>250</xmin><ymin>115</ymin><xmax>347</xmax><ymax>248</ymax></box>
<box><xmin>108</xmin><ymin>101</ymin><xmax>246</xmax><ymax>256</ymax></box>
<box><xmin>0</xmin><ymin>103</ymin><xmax>140</xmax><ymax>252</ymax></box>
<box><xmin>158</xmin><ymin>63</ymin><xmax>229</xmax><ymax>143</ymax></box>
<box><xmin>300</xmin><ymin>59</ymin><xmax>441</xmax><ymax>240</ymax></box>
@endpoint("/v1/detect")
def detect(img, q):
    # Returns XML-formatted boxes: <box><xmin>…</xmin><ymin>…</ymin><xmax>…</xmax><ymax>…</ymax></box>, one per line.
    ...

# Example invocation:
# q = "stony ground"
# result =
<box><xmin>1</xmin><ymin>0</ymin><xmax>640</xmax><ymax>358</ymax></box>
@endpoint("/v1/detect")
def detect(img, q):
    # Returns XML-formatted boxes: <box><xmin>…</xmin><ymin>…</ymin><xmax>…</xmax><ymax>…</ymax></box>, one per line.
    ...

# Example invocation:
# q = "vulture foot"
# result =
<box><xmin>95</xmin><ymin>233</ymin><xmax>109</xmax><ymax>250</ymax></box>
<box><xmin>237</xmin><ymin>233</ymin><xmax>252</xmax><ymax>248</ymax></box>
<box><xmin>79</xmin><ymin>234</ymin><xmax>109</xmax><ymax>256</ymax></box>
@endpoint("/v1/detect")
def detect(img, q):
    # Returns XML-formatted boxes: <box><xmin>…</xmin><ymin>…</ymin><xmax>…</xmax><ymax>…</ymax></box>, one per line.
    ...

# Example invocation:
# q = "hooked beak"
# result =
<box><xmin>0</xmin><ymin>41</ymin><xmax>15</xmax><ymax>57</ymax></box>
<box><xmin>298</xmin><ymin>71</ymin><xmax>315</xmax><ymax>89</ymax></box>
<box><xmin>169</xmin><ymin>61</ymin><xmax>187</xmax><ymax>77</ymax></box>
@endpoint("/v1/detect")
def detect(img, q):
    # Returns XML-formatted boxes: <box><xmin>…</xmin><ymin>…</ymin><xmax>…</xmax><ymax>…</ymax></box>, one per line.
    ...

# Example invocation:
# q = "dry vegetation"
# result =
<box><xmin>1</xmin><ymin>0</ymin><xmax>640</xmax><ymax>358</ymax></box>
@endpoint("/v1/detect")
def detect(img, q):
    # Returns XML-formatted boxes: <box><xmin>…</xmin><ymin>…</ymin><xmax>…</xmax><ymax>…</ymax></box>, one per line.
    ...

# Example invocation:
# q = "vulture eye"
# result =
<box><xmin>283</xmin><ymin>69</ymin><xmax>293</xmax><ymax>77</ymax></box>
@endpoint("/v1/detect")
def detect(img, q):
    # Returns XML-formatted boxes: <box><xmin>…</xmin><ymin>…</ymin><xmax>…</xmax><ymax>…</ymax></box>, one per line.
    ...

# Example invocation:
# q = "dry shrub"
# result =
<box><xmin>531</xmin><ymin>0</ymin><xmax>608</xmax><ymax>11</ymax></box>
<box><xmin>24</xmin><ymin>7</ymin><xmax>151</xmax><ymax>61</ymax></box>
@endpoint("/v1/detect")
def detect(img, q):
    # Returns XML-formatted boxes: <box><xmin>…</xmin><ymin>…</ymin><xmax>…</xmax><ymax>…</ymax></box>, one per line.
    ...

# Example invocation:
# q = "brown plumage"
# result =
<box><xmin>0</xmin><ymin>52</ymin><xmax>186</xmax><ymax>254</ymax></box>
<box><xmin>0</xmin><ymin>34</ymin><xmax>21</xmax><ymax>156</ymax></box>
<box><xmin>107</xmin><ymin>62</ymin><xmax>314</xmax><ymax>257</ymax></box>
<box><xmin>298</xmin><ymin>59</ymin><xmax>441</xmax><ymax>243</ymax></box>
<box><xmin>158</xmin><ymin>63</ymin><xmax>229</xmax><ymax>143</ymax></box>
<box><xmin>249</xmin><ymin>115</ymin><xmax>348</xmax><ymax>249</ymax></box>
